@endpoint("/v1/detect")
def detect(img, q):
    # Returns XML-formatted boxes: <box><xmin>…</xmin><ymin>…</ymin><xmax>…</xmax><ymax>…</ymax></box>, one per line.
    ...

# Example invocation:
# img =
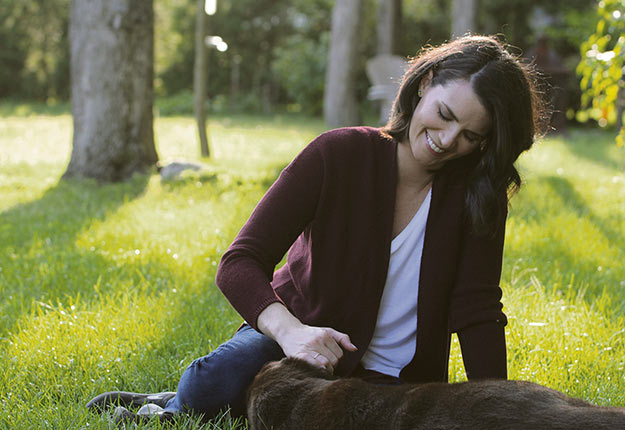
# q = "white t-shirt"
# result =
<box><xmin>360</xmin><ymin>189</ymin><xmax>431</xmax><ymax>377</ymax></box>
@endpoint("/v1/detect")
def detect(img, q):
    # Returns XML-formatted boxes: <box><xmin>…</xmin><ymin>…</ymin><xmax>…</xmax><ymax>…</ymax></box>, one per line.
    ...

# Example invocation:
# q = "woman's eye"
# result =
<box><xmin>465</xmin><ymin>134</ymin><xmax>481</xmax><ymax>145</ymax></box>
<box><xmin>437</xmin><ymin>108</ymin><xmax>451</xmax><ymax>121</ymax></box>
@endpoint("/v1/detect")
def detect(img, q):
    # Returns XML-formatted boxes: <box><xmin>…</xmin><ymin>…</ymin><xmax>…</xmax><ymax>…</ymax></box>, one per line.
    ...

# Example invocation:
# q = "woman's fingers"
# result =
<box><xmin>293</xmin><ymin>349</ymin><xmax>334</xmax><ymax>373</ymax></box>
<box><xmin>279</xmin><ymin>325</ymin><xmax>358</xmax><ymax>374</ymax></box>
<box><xmin>327</xmin><ymin>328</ymin><xmax>358</xmax><ymax>352</ymax></box>
<box><xmin>311</xmin><ymin>351</ymin><xmax>334</xmax><ymax>373</ymax></box>
<box><xmin>308</xmin><ymin>328</ymin><xmax>358</xmax><ymax>371</ymax></box>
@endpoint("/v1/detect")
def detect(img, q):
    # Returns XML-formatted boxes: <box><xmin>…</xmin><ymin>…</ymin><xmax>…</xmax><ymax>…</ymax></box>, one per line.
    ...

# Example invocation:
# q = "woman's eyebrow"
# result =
<box><xmin>441</xmin><ymin>101</ymin><xmax>486</xmax><ymax>139</ymax></box>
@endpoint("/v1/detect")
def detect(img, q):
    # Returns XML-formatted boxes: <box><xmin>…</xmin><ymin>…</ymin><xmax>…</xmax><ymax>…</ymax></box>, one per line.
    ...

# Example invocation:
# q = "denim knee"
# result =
<box><xmin>166</xmin><ymin>325</ymin><xmax>284</xmax><ymax>418</ymax></box>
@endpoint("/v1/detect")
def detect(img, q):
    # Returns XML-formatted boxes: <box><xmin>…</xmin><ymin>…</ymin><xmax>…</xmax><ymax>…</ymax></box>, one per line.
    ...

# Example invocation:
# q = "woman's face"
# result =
<box><xmin>406</xmin><ymin>78</ymin><xmax>491</xmax><ymax>171</ymax></box>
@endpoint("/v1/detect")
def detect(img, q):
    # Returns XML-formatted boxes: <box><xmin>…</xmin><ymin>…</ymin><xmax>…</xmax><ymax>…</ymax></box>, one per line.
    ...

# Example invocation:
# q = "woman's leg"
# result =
<box><xmin>164</xmin><ymin>324</ymin><xmax>284</xmax><ymax>418</ymax></box>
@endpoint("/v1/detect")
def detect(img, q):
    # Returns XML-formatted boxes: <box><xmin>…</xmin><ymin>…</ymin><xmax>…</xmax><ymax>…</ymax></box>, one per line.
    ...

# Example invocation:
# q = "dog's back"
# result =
<box><xmin>247</xmin><ymin>358</ymin><xmax>625</xmax><ymax>430</ymax></box>
<box><xmin>247</xmin><ymin>359</ymin><xmax>414</xmax><ymax>429</ymax></box>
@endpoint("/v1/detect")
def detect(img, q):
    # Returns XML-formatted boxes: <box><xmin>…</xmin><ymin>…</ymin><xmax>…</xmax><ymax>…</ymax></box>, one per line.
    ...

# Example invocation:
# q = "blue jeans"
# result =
<box><xmin>163</xmin><ymin>324</ymin><xmax>402</xmax><ymax>419</ymax></box>
<box><xmin>164</xmin><ymin>324</ymin><xmax>284</xmax><ymax>418</ymax></box>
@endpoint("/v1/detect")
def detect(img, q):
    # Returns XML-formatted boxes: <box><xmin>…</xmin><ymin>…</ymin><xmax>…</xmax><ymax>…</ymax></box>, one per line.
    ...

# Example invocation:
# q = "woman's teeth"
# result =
<box><xmin>426</xmin><ymin>131</ymin><xmax>444</xmax><ymax>153</ymax></box>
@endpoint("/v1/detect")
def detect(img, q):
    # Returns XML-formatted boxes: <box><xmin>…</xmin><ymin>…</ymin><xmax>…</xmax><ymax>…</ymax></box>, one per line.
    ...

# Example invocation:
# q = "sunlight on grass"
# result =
<box><xmin>155</xmin><ymin>115</ymin><xmax>324</xmax><ymax>171</ymax></box>
<box><xmin>504</xmin><ymin>131</ymin><xmax>625</xmax><ymax>313</ymax></box>
<box><xmin>1</xmin><ymin>108</ymin><xmax>624</xmax><ymax>428</ymax></box>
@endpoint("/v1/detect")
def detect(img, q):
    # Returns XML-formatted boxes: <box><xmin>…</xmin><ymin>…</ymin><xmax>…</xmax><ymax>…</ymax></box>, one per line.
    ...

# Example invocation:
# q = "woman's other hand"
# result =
<box><xmin>257</xmin><ymin>302</ymin><xmax>357</xmax><ymax>373</ymax></box>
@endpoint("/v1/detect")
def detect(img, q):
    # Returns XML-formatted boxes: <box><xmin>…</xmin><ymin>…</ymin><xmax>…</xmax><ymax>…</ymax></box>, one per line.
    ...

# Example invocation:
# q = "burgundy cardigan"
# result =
<box><xmin>216</xmin><ymin>127</ymin><xmax>508</xmax><ymax>382</ymax></box>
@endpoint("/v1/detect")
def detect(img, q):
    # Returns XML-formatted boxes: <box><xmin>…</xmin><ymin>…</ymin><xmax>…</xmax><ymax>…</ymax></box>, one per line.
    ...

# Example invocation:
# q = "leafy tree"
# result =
<box><xmin>272</xmin><ymin>33</ymin><xmax>329</xmax><ymax>114</ymax></box>
<box><xmin>577</xmin><ymin>0</ymin><xmax>625</xmax><ymax>145</ymax></box>
<box><xmin>0</xmin><ymin>0</ymin><xmax>69</xmax><ymax>100</ymax></box>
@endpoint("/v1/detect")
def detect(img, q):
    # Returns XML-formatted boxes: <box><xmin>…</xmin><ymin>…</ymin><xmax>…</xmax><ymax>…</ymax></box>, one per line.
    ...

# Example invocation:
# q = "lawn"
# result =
<box><xmin>0</xmin><ymin>105</ymin><xmax>623</xmax><ymax>429</ymax></box>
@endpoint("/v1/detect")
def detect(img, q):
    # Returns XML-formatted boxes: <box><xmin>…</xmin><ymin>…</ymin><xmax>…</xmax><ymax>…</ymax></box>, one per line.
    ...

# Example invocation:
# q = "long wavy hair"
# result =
<box><xmin>383</xmin><ymin>35</ymin><xmax>548</xmax><ymax>236</ymax></box>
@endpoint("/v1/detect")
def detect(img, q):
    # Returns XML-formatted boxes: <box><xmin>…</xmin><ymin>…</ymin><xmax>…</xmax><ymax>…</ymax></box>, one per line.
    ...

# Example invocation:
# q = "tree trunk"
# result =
<box><xmin>376</xmin><ymin>0</ymin><xmax>402</xmax><ymax>55</ymax></box>
<box><xmin>324</xmin><ymin>0</ymin><xmax>363</xmax><ymax>128</ymax></box>
<box><xmin>65</xmin><ymin>0</ymin><xmax>157</xmax><ymax>182</ymax></box>
<box><xmin>451</xmin><ymin>0</ymin><xmax>477</xmax><ymax>38</ymax></box>
<box><xmin>194</xmin><ymin>0</ymin><xmax>210</xmax><ymax>158</ymax></box>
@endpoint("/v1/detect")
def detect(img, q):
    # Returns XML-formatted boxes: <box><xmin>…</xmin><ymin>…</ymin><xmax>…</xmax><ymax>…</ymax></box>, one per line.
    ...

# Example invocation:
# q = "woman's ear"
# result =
<box><xmin>419</xmin><ymin>69</ymin><xmax>434</xmax><ymax>95</ymax></box>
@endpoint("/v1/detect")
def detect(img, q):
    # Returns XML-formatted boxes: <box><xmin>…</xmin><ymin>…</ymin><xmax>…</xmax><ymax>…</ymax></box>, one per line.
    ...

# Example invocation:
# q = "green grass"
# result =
<box><xmin>0</xmin><ymin>105</ymin><xmax>624</xmax><ymax>429</ymax></box>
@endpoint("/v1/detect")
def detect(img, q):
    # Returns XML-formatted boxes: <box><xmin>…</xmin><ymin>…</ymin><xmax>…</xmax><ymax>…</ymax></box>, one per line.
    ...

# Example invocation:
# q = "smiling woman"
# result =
<box><xmin>87</xmin><ymin>35</ymin><xmax>549</xmax><ymax>425</ymax></box>
<box><xmin>385</xmin><ymin>35</ymin><xmax>548</xmax><ymax>236</ymax></box>
<box><xmin>404</xmin><ymin>79</ymin><xmax>491</xmax><ymax>171</ymax></box>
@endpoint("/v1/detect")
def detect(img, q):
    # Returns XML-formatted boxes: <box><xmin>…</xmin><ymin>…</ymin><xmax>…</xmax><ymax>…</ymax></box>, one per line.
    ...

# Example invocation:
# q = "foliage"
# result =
<box><xmin>479</xmin><ymin>0</ymin><xmax>596</xmax><ymax>50</ymax></box>
<box><xmin>0</xmin><ymin>0</ymin><xmax>604</xmax><ymax>121</ymax></box>
<box><xmin>577</xmin><ymin>0</ymin><xmax>625</xmax><ymax>146</ymax></box>
<box><xmin>1</xmin><ymin>106</ymin><xmax>625</xmax><ymax>427</ymax></box>
<box><xmin>0</xmin><ymin>0</ymin><xmax>70</xmax><ymax>100</ymax></box>
<box><xmin>271</xmin><ymin>33</ymin><xmax>329</xmax><ymax>114</ymax></box>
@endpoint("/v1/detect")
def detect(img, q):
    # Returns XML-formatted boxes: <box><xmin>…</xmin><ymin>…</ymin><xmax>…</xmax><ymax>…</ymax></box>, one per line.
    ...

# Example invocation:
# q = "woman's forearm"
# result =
<box><xmin>257</xmin><ymin>302</ymin><xmax>304</xmax><ymax>343</ymax></box>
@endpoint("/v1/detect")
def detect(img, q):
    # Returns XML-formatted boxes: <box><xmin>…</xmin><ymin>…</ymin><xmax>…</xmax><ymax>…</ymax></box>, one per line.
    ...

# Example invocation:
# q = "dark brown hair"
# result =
<box><xmin>383</xmin><ymin>35</ymin><xmax>547</xmax><ymax>235</ymax></box>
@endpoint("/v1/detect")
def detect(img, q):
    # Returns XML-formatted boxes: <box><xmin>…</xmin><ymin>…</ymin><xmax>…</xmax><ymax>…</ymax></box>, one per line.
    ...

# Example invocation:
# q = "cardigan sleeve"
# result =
<box><xmin>449</xmin><ymin>199</ymin><xmax>508</xmax><ymax>380</ymax></box>
<box><xmin>215</xmin><ymin>139</ymin><xmax>324</xmax><ymax>330</ymax></box>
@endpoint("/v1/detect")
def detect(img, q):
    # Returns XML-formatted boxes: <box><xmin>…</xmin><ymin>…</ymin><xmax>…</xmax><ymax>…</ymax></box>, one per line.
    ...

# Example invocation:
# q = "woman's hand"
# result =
<box><xmin>257</xmin><ymin>302</ymin><xmax>357</xmax><ymax>373</ymax></box>
<box><xmin>278</xmin><ymin>324</ymin><xmax>357</xmax><ymax>373</ymax></box>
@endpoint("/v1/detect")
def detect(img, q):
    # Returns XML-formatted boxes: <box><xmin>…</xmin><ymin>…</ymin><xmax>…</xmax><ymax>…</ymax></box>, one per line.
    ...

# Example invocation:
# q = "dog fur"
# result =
<box><xmin>247</xmin><ymin>357</ymin><xmax>625</xmax><ymax>430</ymax></box>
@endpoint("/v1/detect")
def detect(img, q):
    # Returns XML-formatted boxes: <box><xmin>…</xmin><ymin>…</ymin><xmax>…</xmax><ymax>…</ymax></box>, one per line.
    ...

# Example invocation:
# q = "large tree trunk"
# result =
<box><xmin>324</xmin><ymin>0</ymin><xmax>363</xmax><ymax>128</ymax></box>
<box><xmin>451</xmin><ymin>0</ymin><xmax>477</xmax><ymax>38</ymax></box>
<box><xmin>65</xmin><ymin>0</ymin><xmax>157</xmax><ymax>182</ymax></box>
<box><xmin>194</xmin><ymin>0</ymin><xmax>210</xmax><ymax>158</ymax></box>
<box><xmin>376</xmin><ymin>0</ymin><xmax>402</xmax><ymax>55</ymax></box>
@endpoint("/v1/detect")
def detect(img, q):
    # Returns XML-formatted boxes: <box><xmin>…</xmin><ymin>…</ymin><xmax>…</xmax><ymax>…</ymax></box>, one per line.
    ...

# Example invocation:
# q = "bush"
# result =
<box><xmin>271</xmin><ymin>33</ymin><xmax>329</xmax><ymax>115</ymax></box>
<box><xmin>577</xmin><ymin>0</ymin><xmax>625</xmax><ymax>145</ymax></box>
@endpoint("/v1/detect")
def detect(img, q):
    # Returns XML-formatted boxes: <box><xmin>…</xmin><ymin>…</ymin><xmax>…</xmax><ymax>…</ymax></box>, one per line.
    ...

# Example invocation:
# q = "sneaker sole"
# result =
<box><xmin>86</xmin><ymin>391</ymin><xmax>177</xmax><ymax>410</ymax></box>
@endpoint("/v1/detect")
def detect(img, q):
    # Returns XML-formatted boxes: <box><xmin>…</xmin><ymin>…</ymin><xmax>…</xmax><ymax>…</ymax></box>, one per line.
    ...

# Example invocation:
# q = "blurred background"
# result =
<box><xmin>0</xmin><ymin>0</ymin><xmax>606</xmax><ymax>125</ymax></box>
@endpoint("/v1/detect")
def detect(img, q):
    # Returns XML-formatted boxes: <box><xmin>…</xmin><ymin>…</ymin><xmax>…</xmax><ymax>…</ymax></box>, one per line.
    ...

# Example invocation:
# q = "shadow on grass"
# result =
<box><xmin>0</xmin><ymin>174</ymin><xmax>150</xmax><ymax>335</ymax></box>
<box><xmin>506</xmin><ymin>175</ymin><xmax>624</xmax><ymax>312</ymax></box>
<box><xmin>544</xmin><ymin>176</ymin><xmax>625</xmax><ymax>254</ymax></box>
<box><xmin>0</xmin><ymin>169</ymin><xmax>259</xmax><ymax>428</ymax></box>
<box><xmin>0</xmin><ymin>157</ymin><xmax>286</xmax><ymax>335</ymax></box>
<box><xmin>563</xmin><ymin>131</ymin><xmax>625</xmax><ymax>172</ymax></box>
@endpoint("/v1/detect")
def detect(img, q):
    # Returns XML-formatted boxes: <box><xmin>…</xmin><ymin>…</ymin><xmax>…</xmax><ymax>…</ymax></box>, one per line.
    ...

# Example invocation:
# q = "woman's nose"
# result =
<box><xmin>440</xmin><ymin>127</ymin><xmax>461</xmax><ymax>149</ymax></box>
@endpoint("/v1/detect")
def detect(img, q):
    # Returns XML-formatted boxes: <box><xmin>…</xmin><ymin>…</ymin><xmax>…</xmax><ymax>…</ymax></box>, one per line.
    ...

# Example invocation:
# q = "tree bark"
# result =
<box><xmin>376</xmin><ymin>0</ymin><xmax>402</xmax><ymax>55</ymax></box>
<box><xmin>194</xmin><ymin>0</ymin><xmax>210</xmax><ymax>158</ymax></box>
<box><xmin>451</xmin><ymin>0</ymin><xmax>477</xmax><ymax>38</ymax></box>
<box><xmin>65</xmin><ymin>0</ymin><xmax>157</xmax><ymax>182</ymax></box>
<box><xmin>324</xmin><ymin>0</ymin><xmax>363</xmax><ymax>128</ymax></box>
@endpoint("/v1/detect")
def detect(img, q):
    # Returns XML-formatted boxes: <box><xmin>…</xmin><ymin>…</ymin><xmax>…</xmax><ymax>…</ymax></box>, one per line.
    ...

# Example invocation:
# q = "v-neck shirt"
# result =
<box><xmin>361</xmin><ymin>189</ymin><xmax>432</xmax><ymax>377</ymax></box>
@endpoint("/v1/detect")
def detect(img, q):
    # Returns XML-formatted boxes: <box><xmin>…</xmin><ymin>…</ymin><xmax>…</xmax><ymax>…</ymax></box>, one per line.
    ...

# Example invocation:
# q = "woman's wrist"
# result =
<box><xmin>257</xmin><ymin>302</ymin><xmax>303</xmax><ymax>345</ymax></box>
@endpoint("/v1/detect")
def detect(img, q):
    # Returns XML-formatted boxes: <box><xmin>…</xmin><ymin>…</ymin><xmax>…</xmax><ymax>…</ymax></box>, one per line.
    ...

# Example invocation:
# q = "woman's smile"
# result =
<box><xmin>425</xmin><ymin>130</ymin><xmax>445</xmax><ymax>155</ymax></box>
<box><xmin>403</xmin><ymin>79</ymin><xmax>491</xmax><ymax>172</ymax></box>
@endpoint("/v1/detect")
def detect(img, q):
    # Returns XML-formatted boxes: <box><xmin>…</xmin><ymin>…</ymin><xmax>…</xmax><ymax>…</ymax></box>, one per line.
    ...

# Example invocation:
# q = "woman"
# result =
<box><xmin>87</xmin><ymin>35</ymin><xmax>545</xmax><ymax>423</ymax></box>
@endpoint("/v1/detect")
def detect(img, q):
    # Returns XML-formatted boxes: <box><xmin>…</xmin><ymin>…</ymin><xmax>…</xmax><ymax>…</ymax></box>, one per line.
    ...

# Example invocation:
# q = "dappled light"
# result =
<box><xmin>2</xmin><ymin>0</ymin><xmax>625</xmax><ymax>425</ymax></box>
<box><xmin>2</xmin><ymin>111</ymin><xmax>624</xmax><ymax>428</ymax></box>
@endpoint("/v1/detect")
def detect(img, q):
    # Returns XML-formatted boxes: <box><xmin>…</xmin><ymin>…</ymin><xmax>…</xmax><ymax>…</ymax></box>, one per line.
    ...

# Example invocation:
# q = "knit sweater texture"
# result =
<box><xmin>216</xmin><ymin>126</ymin><xmax>508</xmax><ymax>382</ymax></box>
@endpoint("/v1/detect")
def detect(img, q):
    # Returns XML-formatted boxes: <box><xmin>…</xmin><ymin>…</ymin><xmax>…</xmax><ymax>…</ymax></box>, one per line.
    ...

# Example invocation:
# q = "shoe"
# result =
<box><xmin>113</xmin><ymin>404</ymin><xmax>176</xmax><ymax>427</ymax></box>
<box><xmin>137</xmin><ymin>403</ymin><xmax>175</xmax><ymax>421</ymax></box>
<box><xmin>113</xmin><ymin>406</ymin><xmax>141</xmax><ymax>425</ymax></box>
<box><xmin>86</xmin><ymin>391</ymin><xmax>177</xmax><ymax>411</ymax></box>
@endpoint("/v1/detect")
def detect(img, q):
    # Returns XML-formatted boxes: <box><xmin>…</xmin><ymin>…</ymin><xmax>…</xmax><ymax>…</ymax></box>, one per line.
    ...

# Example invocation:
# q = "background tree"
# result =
<box><xmin>451</xmin><ymin>0</ymin><xmax>477</xmax><ymax>37</ymax></box>
<box><xmin>64</xmin><ymin>0</ymin><xmax>158</xmax><ymax>182</ymax></box>
<box><xmin>324</xmin><ymin>0</ymin><xmax>364</xmax><ymax>127</ymax></box>
<box><xmin>194</xmin><ymin>0</ymin><xmax>211</xmax><ymax>157</ymax></box>
<box><xmin>376</xmin><ymin>0</ymin><xmax>402</xmax><ymax>55</ymax></box>
<box><xmin>0</xmin><ymin>0</ymin><xmax>601</xmax><ymax>128</ymax></box>
<box><xmin>577</xmin><ymin>0</ymin><xmax>625</xmax><ymax>145</ymax></box>
<box><xmin>0</xmin><ymin>0</ymin><xmax>70</xmax><ymax>100</ymax></box>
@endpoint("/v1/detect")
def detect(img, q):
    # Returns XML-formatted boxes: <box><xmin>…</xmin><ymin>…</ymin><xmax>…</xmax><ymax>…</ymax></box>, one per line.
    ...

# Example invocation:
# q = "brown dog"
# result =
<box><xmin>247</xmin><ymin>357</ymin><xmax>625</xmax><ymax>430</ymax></box>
